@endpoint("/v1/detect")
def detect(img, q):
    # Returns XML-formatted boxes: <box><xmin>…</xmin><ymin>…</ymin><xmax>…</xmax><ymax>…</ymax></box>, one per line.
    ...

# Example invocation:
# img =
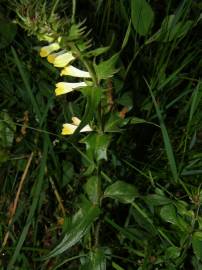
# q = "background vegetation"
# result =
<box><xmin>0</xmin><ymin>0</ymin><xmax>202</xmax><ymax>269</ymax></box>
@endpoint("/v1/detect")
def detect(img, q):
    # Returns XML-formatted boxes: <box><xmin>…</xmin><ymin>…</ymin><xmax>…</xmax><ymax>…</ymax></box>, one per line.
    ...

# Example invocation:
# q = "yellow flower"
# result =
<box><xmin>39</xmin><ymin>43</ymin><xmax>60</xmax><ymax>58</ymax></box>
<box><xmin>60</xmin><ymin>65</ymin><xmax>91</xmax><ymax>78</ymax></box>
<box><xmin>55</xmin><ymin>82</ymin><xmax>87</xmax><ymax>96</ymax></box>
<box><xmin>62</xmin><ymin>117</ymin><xmax>92</xmax><ymax>135</ymax></box>
<box><xmin>53</xmin><ymin>52</ymin><xmax>75</xmax><ymax>68</ymax></box>
<box><xmin>47</xmin><ymin>50</ymin><xmax>66</xmax><ymax>64</ymax></box>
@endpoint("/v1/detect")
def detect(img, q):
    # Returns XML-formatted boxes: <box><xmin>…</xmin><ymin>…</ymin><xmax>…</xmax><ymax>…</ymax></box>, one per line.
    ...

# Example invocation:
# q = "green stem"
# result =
<box><xmin>50</xmin><ymin>0</ymin><xmax>60</xmax><ymax>18</ymax></box>
<box><xmin>71</xmin><ymin>0</ymin><xmax>76</xmax><ymax>24</ymax></box>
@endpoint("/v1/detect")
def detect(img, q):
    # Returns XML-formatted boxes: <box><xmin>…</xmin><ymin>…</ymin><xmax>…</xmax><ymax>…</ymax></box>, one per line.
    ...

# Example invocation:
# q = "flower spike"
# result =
<box><xmin>55</xmin><ymin>82</ymin><xmax>87</xmax><ymax>96</ymax></box>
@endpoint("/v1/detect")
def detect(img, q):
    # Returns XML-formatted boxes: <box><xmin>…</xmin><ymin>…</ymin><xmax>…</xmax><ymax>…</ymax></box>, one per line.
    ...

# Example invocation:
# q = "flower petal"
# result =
<box><xmin>53</xmin><ymin>52</ymin><xmax>75</xmax><ymax>68</ymax></box>
<box><xmin>55</xmin><ymin>82</ymin><xmax>87</xmax><ymax>96</ymax></box>
<box><xmin>61</xmin><ymin>124</ymin><xmax>77</xmax><ymax>135</ymax></box>
<box><xmin>80</xmin><ymin>124</ymin><xmax>93</xmax><ymax>132</ymax></box>
<box><xmin>72</xmin><ymin>117</ymin><xmax>81</xmax><ymax>126</ymax></box>
<box><xmin>40</xmin><ymin>43</ymin><xmax>60</xmax><ymax>58</ymax></box>
<box><xmin>61</xmin><ymin>115</ymin><xmax>93</xmax><ymax>135</ymax></box>
<box><xmin>60</xmin><ymin>65</ymin><xmax>91</xmax><ymax>78</ymax></box>
<box><xmin>47</xmin><ymin>50</ymin><xmax>66</xmax><ymax>64</ymax></box>
<box><xmin>55</xmin><ymin>82</ymin><xmax>73</xmax><ymax>96</ymax></box>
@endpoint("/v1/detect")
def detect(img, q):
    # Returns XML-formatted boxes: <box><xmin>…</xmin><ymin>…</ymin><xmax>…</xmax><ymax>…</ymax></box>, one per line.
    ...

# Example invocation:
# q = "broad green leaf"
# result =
<box><xmin>84</xmin><ymin>176</ymin><xmax>99</xmax><ymax>204</ymax></box>
<box><xmin>131</xmin><ymin>0</ymin><xmax>154</xmax><ymax>36</ymax></box>
<box><xmin>44</xmin><ymin>205</ymin><xmax>100</xmax><ymax>259</ymax></box>
<box><xmin>160</xmin><ymin>205</ymin><xmax>178</xmax><ymax>225</ymax></box>
<box><xmin>192</xmin><ymin>232</ymin><xmax>202</xmax><ymax>260</ymax></box>
<box><xmin>94</xmin><ymin>53</ymin><xmax>120</xmax><ymax>82</ymax></box>
<box><xmin>104</xmin><ymin>181</ymin><xmax>138</xmax><ymax>204</ymax></box>
<box><xmin>160</xmin><ymin>205</ymin><xmax>188</xmax><ymax>230</ymax></box>
<box><xmin>0</xmin><ymin>21</ymin><xmax>17</xmax><ymax>49</ymax></box>
<box><xmin>174</xmin><ymin>200</ymin><xmax>189</xmax><ymax>217</ymax></box>
<box><xmin>165</xmin><ymin>246</ymin><xmax>181</xmax><ymax>259</ymax></box>
<box><xmin>144</xmin><ymin>194</ymin><xmax>171</xmax><ymax>206</ymax></box>
<box><xmin>81</xmin><ymin>133</ymin><xmax>111</xmax><ymax>162</ymax></box>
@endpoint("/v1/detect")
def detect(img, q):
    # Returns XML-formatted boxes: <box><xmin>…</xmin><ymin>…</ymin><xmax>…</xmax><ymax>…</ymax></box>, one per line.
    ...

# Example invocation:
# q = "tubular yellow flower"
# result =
<box><xmin>55</xmin><ymin>82</ymin><xmax>87</xmax><ymax>96</ymax></box>
<box><xmin>62</xmin><ymin>117</ymin><xmax>92</xmax><ymax>135</ymax></box>
<box><xmin>61</xmin><ymin>124</ymin><xmax>77</xmax><ymax>135</ymax></box>
<box><xmin>40</xmin><ymin>43</ymin><xmax>60</xmax><ymax>58</ymax></box>
<box><xmin>53</xmin><ymin>52</ymin><xmax>75</xmax><ymax>68</ymax></box>
<box><xmin>60</xmin><ymin>65</ymin><xmax>91</xmax><ymax>78</ymax></box>
<box><xmin>72</xmin><ymin>117</ymin><xmax>81</xmax><ymax>125</ymax></box>
<box><xmin>47</xmin><ymin>50</ymin><xmax>66</xmax><ymax>64</ymax></box>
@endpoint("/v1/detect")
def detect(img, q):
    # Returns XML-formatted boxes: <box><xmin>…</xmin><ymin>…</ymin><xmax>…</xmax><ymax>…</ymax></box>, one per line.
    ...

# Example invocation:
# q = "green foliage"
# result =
<box><xmin>94</xmin><ymin>53</ymin><xmax>120</xmax><ymax>82</ymax></box>
<box><xmin>44</xmin><ymin>202</ymin><xmax>100</xmax><ymax>259</ymax></box>
<box><xmin>0</xmin><ymin>112</ymin><xmax>16</xmax><ymax>148</ymax></box>
<box><xmin>0</xmin><ymin>21</ymin><xmax>17</xmax><ymax>49</ymax></box>
<box><xmin>104</xmin><ymin>181</ymin><xmax>138</xmax><ymax>204</ymax></box>
<box><xmin>0</xmin><ymin>0</ymin><xmax>202</xmax><ymax>269</ymax></box>
<box><xmin>82</xmin><ymin>133</ymin><xmax>111</xmax><ymax>162</ymax></box>
<box><xmin>84</xmin><ymin>176</ymin><xmax>99</xmax><ymax>204</ymax></box>
<box><xmin>154</xmin><ymin>15</ymin><xmax>193</xmax><ymax>42</ymax></box>
<box><xmin>131</xmin><ymin>0</ymin><xmax>154</xmax><ymax>36</ymax></box>
<box><xmin>192</xmin><ymin>232</ymin><xmax>202</xmax><ymax>261</ymax></box>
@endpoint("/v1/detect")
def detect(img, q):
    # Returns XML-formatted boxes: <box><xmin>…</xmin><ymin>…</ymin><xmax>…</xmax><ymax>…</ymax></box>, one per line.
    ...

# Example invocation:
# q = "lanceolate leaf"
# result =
<box><xmin>131</xmin><ymin>0</ymin><xmax>154</xmax><ymax>36</ymax></box>
<box><xmin>104</xmin><ymin>181</ymin><xmax>138</xmax><ymax>204</ymax></box>
<box><xmin>44</xmin><ymin>205</ymin><xmax>100</xmax><ymax>259</ymax></box>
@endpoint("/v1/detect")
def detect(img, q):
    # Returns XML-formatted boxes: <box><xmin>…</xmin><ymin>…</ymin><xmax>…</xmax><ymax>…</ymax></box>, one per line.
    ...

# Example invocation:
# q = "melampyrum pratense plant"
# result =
<box><xmin>6</xmin><ymin>0</ymin><xmax>202</xmax><ymax>269</ymax></box>
<box><xmin>11</xmin><ymin>0</ymin><xmax>138</xmax><ymax>267</ymax></box>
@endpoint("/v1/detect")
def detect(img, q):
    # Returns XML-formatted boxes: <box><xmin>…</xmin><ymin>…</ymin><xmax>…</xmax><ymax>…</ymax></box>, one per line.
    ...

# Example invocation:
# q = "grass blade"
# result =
<box><xmin>145</xmin><ymin>79</ymin><xmax>178</xmax><ymax>183</ymax></box>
